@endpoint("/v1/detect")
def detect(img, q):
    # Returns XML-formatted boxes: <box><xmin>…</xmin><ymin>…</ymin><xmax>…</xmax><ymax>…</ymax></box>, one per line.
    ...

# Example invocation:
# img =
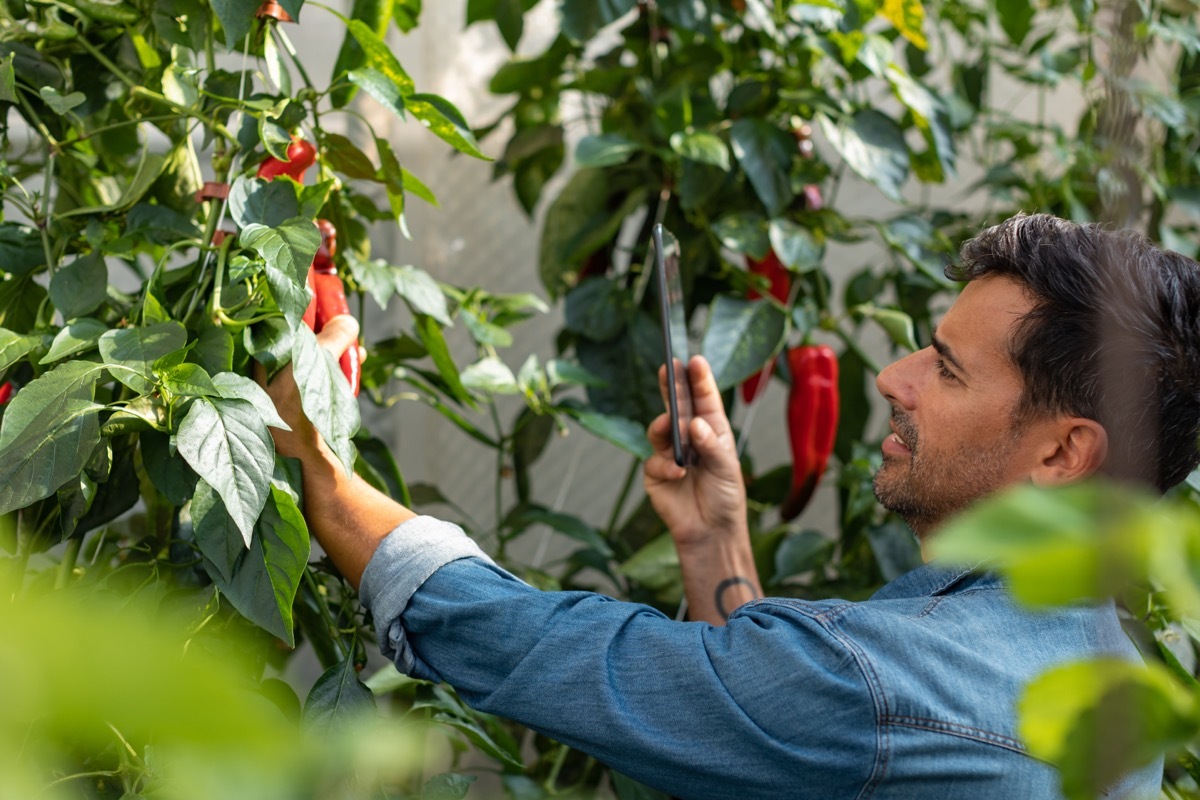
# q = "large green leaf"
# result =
<box><xmin>98</xmin><ymin>321</ymin><xmax>188</xmax><ymax>394</ymax></box>
<box><xmin>559</xmin><ymin>0</ymin><xmax>637</xmax><ymax>41</ymax></box>
<box><xmin>343</xmin><ymin>16</ymin><xmax>415</xmax><ymax>99</ymax></box>
<box><xmin>227</xmin><ymin>176</ymin><xmax>301</xmax><ymax>229</ymax></box>
<box><xmin>819</xmin><ymin>111</ymin><xmax>909</xmax><ymax>202</ymax></box>
<box><xmin>291</xmin><ymin>325</ymin><xmax>360</xmax><ymax>473</ymax></box>
<box><xmin>0</xmin><ymin>360</ymin><xmax>106</xmax><ymax>515</ymax></box>
<box><xmin>394</xmin><ymin>265</ymin><xmax>452</xmax><ymax>325</ymax></box>
<box><xmin>348</xmin><ymin>68</ymin><xmax>408</xmax><ymax>121</ymax></box>
<box><xmin>212</xmin><ymin>372</ymin><xmax>292</xmax><ymax>431</ymax></box>
<box><xmin>40</xmin><ymin>319</ymin><xmax>107</xmax><ymax>365</ymax></box>
<box><xmin>712</xmin><ymin>212</ymin><xmax>770</xmax><ymax>259</ymax></box>
<box><xmin>564</xmin><ymin>278</ymin><xmax>629</xmax><ymax>342</ymax></box>
<box><xmin>407</xmin><ymin>94</ymin><xmax>490</xmax><ymax>160</ymax></box>
<box><xmin>730</xmin><ymin>119</ymin><xmax>796</xmax><ymax>216</ymax></box>
<box><xmin>669</xmin><ymin>131</ymin><xmax>730</xmax><ymax>171</ymax></box>
<box><xmin>558</xmin><ymin>398</ymin><xmax>652</xmax><ymax>459</ymax></box>
<box><xmin>191</xmin><ymin>478</ymin><xmax>245</xmax><ymax>583</ymax></box>
<box><xmin>0</xmin><ymin>274</ymin><xmax>47</xmax><ymax>333</ymax></box>
<box><xmin>0</xmin><ymin>223</ymin><xmax>46</xmax><ymax>277</ymax></box>
<box><xmin>331</xmin><ymin>0</ymin><xmax>399</xmax><ymax>107</ymax></box>
<box><xmin>176</xmin><ymin>396</ymin><xmax>275</xmax><ymax>547</ymax></box>
<box><xmin>701</xmin><ymin>296</ymin><xmax>788</xmax><ymax>390</ymax></box>
<box><xmin>212</xmin><ymin>486</ymin><xmax>310</xmax><ymax>645</ymax></box>
<box><xmin>768</xmin><ymin>218</ymin><xmax>823</xmax><ymax>271</ymax></box>
<box><xmin>506</xmin><ymin>505</ymin><xmax>613</xmax><ymax>557</ymax></box>
<box><xmin>240</xmin><ymin>219</ymin><xmax>321</xmax><ymax>331</ymax></box>
<box><xmin>303</xmin><ymin>655</ymin><xmax>377</xmax><ymax>733</ymax></box>
<box><xmin>576</xmin><ymin>134</ymin><xmax>639</xmax><ymax>168</ymax></box>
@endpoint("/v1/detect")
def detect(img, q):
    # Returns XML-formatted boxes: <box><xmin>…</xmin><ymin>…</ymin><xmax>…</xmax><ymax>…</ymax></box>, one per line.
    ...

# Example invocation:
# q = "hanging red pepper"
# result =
<box><xmin>0</xmin><ymin>381</ymin><xmax>14</xmax><ymax>405</ymax></box>
<box><xmin>306</xmin><ymin>220</ymin><xmax>361</xmax><ymax>396</ymax></box>
<box><xmin>780</xmin><ymin>344</ymin><xmax>839</xmax><ymax>521</ymax></box>
<box><xmin>256</xmin><ymin>136</ymin><xmax>317</xmax><ymax>182</ymax></box>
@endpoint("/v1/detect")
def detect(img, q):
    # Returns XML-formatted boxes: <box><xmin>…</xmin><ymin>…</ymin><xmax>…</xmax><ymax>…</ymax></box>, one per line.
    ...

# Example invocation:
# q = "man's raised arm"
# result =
<box><xmin>644</xmin><ymin>356</ymin><xmax>763</xmax><ymax>624</ymax></box>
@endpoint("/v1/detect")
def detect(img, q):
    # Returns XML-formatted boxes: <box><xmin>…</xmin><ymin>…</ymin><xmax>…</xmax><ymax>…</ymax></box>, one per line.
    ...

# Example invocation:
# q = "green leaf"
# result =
<box><xmin>0</xmin><ymin>224</ymin><xmax>46</xmax><ymax>277</ymax></box>
<box><xmin>995</xmin><ymin>0</ymin><xmax>1034</xmax><ymax>46</ymax></box>
<box><xmin>414</xmin><ymin>314</ymin><xmax>471</xmax><ymax>406</ymax></box>
<box><xmin>49</xmin><ymin>252</ymin><xmax>108</xmax><ymax>320</ymax></box>
<box><xmin>344</xmin><ymin>16</ymin><xmax>415</xmax><ymax>98</ymax></box>
<box><xmin>376</xmin><ymin>136</ymin><xmax>406</xmax><ymax>226</ymax></box>
<box><xmin>423</xmin><ymin>773</ymin><xmax>476</xmax><ymax>800</ymax></box>
<box><xmin>160</xmin><ymin>363</ymin><xmax>219</xmax><ymax>397</ymax></box>
<box><xmin>407</xmin><ymin>93</ymin><xmax>490</xmax><ymax>160</ymax></box>
<box><xmin>245</xmin><ymin>318</ymin><xmax>293</xmax><ymax>378</ymax></box>
<box><xmin>240</xmin><ymin>218</ymin><xmax>321</xmax><ymax>330</ymax></box>
<box><xmin>669</xmin><ymin>131</ymin><xmax>731</xmax><ymax>171</ymax></box>
<box><xmin>506</xmin><ymin>506</ymin><xmax>612</xmax><ymax>557</ymax></box>
<box><xmin>319</xmin><ymin>132</ymin><xmax>378</xmax><ymax>180</ymax></box>
<box><xmin>348</xmin><ymin>67</ymin><xmax>408</xmax><ymax>121</ymax></box>
<box><xmin>191</xmin><ymin>325</ymin><xmax>235</xmax><ymax>375</ymax></box>
<box><xmin>819</xmin><ymin>111</ymin><xmax>909</xmax><ymax>202</ymax></box>
<box><xmin>403</xmin><ymin>168</ymin><xmax>438</xmax><ymax>206</ymax></box>
<box><xmin>212</xmin><ymin>372</ymin><xmax>291</xmax><ymax>430</ymax></box>
<box><xmin>564</xmin><ymin>278</ymin><xmax>629</xmax><ymax>342</ymax></box>
<box><xmin>0</xmin><ymin>274</ymin><xmax>46</xmax><ymax>333</ymax></box>
<box><xmin>98</xmin><ymin>321</ymin><xmax>188</xmax><ymax>394</ymax></box>
<box><xmin>701</xmin><ymin>296</ymin><xmax>788</xmax><ymax>390</ymax></box>
<box><xmin>730</xmin><ymin>119</ymin><xmax>796</xmax><ymax>216</ymax></box>
<box><xmin>460</xmin><ymin>357</ymin><xmax>519</xmax><ymax>395</ymax></box>
<box><xmin>0</xmin><ymin>327</ymin><xmax>41</xmax><ymax>371</ymax></box>
<box><xmin>192</xmin><ymin>478</ymin><xmax>246</xmax><ymax>583</ymax></box>
<box><xmin>887</xmin><ymin>66</ymin><xmax>955</xmax><ymax>181</ymax></box>
<box><xmin>576</xmin><ymin>134</ymin><xmax>639</xmax><ymax>168</ymax></box>
<box><xmin>878</xmin><ymin>0</ymin><xmax>927</xmax><ymax>49</ymax></box>
<box><xmin>330</xmin><ymin>0</ymin><xmax>397</xmax><ymax>107</ymax></box>
<box><xmin>559</xmin><ymin>0</ymin><xmax>637</xmax><ymax>41</ymax></box>
<box><xmin>0</xmin><ymin>53</ymin><xmax>15</xmax><ymax>104</ymax></box>
<box><xmin>39</xmin><ymin>87</ymin><xmax>86</xmax><ymax>115</ymax></box>
<box><xmin>1019</xmin><ymin>659</ymin><xmax>1195</xmax><ymax>799</ymax></box>
<box><xmin>344</xmin><ymin>253</ymin><xmax>398</xmax><ymax>309</ymax></box>
<box><xmin>227</xmin><ymin>176</ymin><xmax>300</xmax><ymax>229</ymax></box>
<box><xmin>712</xmin><ymin>212</ymin><xmax>770</xmax><ymax>259</ymax></box>
<box><xmin>558</xmin><ymin>399</ymin><xmax>652</xmax><ymax>459</ymax></box>
<box><xmin>0</xmin><ymin>361</ymin><xmax>105</xmax><ymax>515</ymax></box>
<box><xmin>292</xmin><ymin>325</ymin><xmax>360</xmax><ymax>472</ymax></box>
<box><xmin>177</xmin><ymin>397</ymin><xmax>275</xmax><ymax>547</ymax></box>
<box><xmin>772</xmin><ymin>531</ymin><xmax>834</xmax><ymax>584</ymax></box>
<box><xmin>304</xmin><ymin>655</ymin><xmax>376</xmax><ymax>732</ymax></box>
<box><xmin>211</xmin><ymin>0</ymin><xmax>259</xmax><ymax>48</ymax></box>
<box><xmin>396</xmin><ymin>267</ymin><xmax>452</xmax><ymax>325</ymax></box>
<box><xmin>618</xmin><ymin>533</ymin><xmax>681</xmax><ymax>591</ymax></box>
<box><xmin>431</xmin><ymin>712</ymin><xmax>524</xmax><ymax>768</ymax></box>
<box><xmin>213</xmin><ymin>486</ymin><xmax>310</xmax><ymax>644</ymax></box>
<box><xmin>768</xmin><ymin>218</ymin><xmax>823</xmax><ymax>270</ymax></box>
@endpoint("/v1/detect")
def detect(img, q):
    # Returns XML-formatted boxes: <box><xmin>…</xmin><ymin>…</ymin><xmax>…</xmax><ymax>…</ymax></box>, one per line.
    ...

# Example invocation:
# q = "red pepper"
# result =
<box><xmin>0</xmin><ymin>381</ymin><xmax>13</xmax><ymax>405</ymax></box>
<box><xmin>740</xmin><ymin>249</ymin><xmax>791</xmax><ymax>404</ymax></box>
<box><xmin>780</xmin><ymin>344</ymin><xmax>839</xmax><ymax>521</ymax></box>
<box><xmin>306</xmin><ymin>220</ymin><xmax>361</xmax><ymax>396</ymax></box>
<box><xmin>256</xmin><ymin>137</ymin><xmax>317</xmax><ymax>183</ymax></box>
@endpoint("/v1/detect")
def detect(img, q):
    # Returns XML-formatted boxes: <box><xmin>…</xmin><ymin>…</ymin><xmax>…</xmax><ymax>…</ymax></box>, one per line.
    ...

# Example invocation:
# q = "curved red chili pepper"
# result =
<box><xmin>780</xmin><ymin>344</ymin><xmax>839</xmax><ymax>521</ymax></box>
<box><xmin>740</xmin><ymin>249</ymin><xmax>791</xmax><ymax>404</ymax></box>
<box><xmin>0</xmin><ymin>381</ymin><xmax>14</xmax><ymax>405</ymax></box>
<box><xmin>256</xmin><ymin>137</ymin><xmax>317</xmax><ymax>183</ymax></box>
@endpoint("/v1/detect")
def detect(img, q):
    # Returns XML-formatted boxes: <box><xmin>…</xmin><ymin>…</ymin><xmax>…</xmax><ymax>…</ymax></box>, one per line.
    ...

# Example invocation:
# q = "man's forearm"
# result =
<box><xmin>298</xmin><ymin>444</ymin><xmax>415</xmax><ymax>589</ymax></box>
<box><xmin>677</xmin><ymin>532</ymin><xmax>763</xmax><ymax>625</ymax></box>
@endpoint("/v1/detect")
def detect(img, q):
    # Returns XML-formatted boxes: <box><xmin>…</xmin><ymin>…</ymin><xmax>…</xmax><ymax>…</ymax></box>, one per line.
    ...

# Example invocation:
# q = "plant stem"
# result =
<box><xmin>832</xmin><ymin>324</ymin><xmax>881</xmax><ymax>375</ymax></box>
<box><xmin>55</xmin><ymin>536</ymin><xmax>82</xmax><ymax>589</ymax></box>
<box><xmin>604</xmin><ymin>457</ymin><xmax>640</xmax><ymax>538</ymax></box>
<box><xmin>303</xmin><ymin>568</ymin><xmax>350</xmax><ymax>659</ymax></box>
<box><xmin>488</xmin><ymin>400</ymin><xmax>507</xmax><ymax>553</ymax></box>
<box><xmin>544</xmin><ymin>742</ymin><xmax>570</xmax><ymax>793</ymax></box>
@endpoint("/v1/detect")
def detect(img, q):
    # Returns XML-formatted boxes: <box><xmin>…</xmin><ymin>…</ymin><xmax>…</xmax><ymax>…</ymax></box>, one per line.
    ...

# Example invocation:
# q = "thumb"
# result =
<box><xmin>316</xmin><ymin>314</ymin><xmax>360</xmax><ymax>357</ymax></box>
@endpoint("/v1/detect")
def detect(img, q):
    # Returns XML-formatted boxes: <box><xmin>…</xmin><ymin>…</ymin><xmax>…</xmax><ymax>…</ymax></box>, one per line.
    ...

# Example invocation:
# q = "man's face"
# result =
<box><xmin>873</xmin><ymin>276</ymin><xmax>1044</xmax><ymax>535</ymax></box>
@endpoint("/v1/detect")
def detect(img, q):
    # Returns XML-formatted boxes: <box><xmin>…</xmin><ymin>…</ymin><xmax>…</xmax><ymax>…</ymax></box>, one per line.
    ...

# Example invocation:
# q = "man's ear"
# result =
<box><xmin>1030</xmin><ymin>417</ymin><xmax>1108</xmax><ymax>487</ymax></box>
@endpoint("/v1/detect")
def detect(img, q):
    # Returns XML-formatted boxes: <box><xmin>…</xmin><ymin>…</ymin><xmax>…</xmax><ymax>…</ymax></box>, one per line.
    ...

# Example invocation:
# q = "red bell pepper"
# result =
<box><xmin>779</xmin><ymin>344</ymin><xmax>839</xmax><ymax>520</ymax></box>
<box><xmin>256</xmin><ymin>137</ymin><xmax>317</xmax><ymax>183</ymax></box>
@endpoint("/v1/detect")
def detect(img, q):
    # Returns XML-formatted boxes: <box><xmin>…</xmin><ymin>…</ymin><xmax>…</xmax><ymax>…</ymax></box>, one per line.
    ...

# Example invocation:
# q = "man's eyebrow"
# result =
<box><xmin>931</xmin><ymin>330</ymin><xmax>968</xmax><ymax>375</ymax></box>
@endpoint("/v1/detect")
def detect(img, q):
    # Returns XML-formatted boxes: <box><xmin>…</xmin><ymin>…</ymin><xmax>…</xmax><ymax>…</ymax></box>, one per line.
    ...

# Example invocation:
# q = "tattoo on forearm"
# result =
<box><xmin>714</xmin><ymin>576</ymin><xmax>761</xmax><ymax>620</ymax></box>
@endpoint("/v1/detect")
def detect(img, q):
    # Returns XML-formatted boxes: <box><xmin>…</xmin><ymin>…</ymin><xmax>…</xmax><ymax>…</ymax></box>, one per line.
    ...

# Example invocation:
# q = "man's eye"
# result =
<box><xmin>934</xmin><ymin>358</ymin><xmax>957</xmax><ymax>381</ymax></box>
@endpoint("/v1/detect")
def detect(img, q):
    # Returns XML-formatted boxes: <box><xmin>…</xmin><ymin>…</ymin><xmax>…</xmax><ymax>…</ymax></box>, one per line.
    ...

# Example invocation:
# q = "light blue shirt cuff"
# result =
<box><xmin>358</xmin><ymin>515</ymin><xmax>494</xmax><ymax>674</ymax></box>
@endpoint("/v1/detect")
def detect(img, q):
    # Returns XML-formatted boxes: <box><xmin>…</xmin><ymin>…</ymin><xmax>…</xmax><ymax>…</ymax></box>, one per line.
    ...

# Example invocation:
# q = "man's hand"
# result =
<box><xmin>644</xmin><ymin>356</ymin><xmax>761</xmax><ymax>624</ymax></box>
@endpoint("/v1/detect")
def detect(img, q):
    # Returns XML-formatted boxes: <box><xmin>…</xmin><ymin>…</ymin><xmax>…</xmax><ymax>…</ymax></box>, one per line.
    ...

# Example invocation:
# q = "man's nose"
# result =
<box><xmin>875</xmin><ymin>349</ymin><xmax>923</xmax><ymax>410</ymax></box>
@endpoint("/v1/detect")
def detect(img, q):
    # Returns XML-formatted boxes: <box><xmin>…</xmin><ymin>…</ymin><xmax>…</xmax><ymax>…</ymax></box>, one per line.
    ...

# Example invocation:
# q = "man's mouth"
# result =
<box><xmin>884</xmin><ymin>416</ymin><xmax>916</xmax><ymax>457</ymax></box>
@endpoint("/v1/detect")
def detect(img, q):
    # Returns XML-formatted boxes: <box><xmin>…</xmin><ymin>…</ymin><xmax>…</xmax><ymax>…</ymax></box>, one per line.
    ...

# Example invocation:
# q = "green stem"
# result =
<box><xmin>74</xmin><ymin>35</ymin><xmax>138</xmax><ymax>90</ymax></box>
<box><xmin>604</xmin><ymin>457</ymin><xmax>641</xmax><ymax>538</ymax></box>
<box><xmin>55</xmin><ymin>536</ymin><xmax>82</xmax><ymax>590</ymax></box>
<box><xmin>544</xmin><ymin>743</ymin><xmax>570</xmax><ymax>793</ymax></box>
<box><xmin>832</xmin><ymin>324</ymin><xmax>882</xmax><ymax>375</ymax></box>
<box><xmin>303</xmin><ymin>568</ymin><xmax>349</xmax><ymax>659</ymax></box>
<box><xmin>488</xmin><ymin>400</ymin><xmax>506</xmax><ymax>553</ymax></box>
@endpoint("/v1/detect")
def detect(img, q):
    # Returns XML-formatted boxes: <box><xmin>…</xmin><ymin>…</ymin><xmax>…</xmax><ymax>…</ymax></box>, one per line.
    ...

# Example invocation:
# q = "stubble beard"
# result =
<box><xmin>872</xmin><ymin>410</ymin><xmax>1018</xmax><ymax>538</ymax></box>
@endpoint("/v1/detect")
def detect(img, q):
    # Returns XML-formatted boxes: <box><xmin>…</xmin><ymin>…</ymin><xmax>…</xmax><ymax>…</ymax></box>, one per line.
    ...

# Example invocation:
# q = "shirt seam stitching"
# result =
<box><xmin>881</xmin><ymin>714</ymin><xmax>1029</xmax><ymax>755</ymax></box>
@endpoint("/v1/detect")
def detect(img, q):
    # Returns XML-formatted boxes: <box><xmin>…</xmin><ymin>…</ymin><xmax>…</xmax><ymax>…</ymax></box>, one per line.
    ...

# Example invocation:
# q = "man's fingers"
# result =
<box><xmin>316</xmin><ymin>314</ymin><xmax>360</xmax><ymax>358</ymax></box>
<box><xmin>686</xmin><ymin>356</ymin><xmax>732</xmax><ymax>437</ymax></box>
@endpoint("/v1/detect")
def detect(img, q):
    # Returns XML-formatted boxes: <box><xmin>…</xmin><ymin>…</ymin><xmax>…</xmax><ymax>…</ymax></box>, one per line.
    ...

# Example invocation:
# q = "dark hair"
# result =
<box><xmin>947</xmin><ymin>213</ymin><xmax>1200</xmax><ymax>493</ymax></box>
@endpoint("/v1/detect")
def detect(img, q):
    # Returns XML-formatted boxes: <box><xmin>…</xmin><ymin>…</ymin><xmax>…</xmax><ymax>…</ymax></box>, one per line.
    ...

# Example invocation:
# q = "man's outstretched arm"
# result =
<box><xmin>259</xmin><ymin>316</ymin><xmax>414</xmax><ymax>589</ymax></box>
<box><xmin>644</xmin><ymin>356</ymin><xmax>763</xmax><ymax>624</ymax></box>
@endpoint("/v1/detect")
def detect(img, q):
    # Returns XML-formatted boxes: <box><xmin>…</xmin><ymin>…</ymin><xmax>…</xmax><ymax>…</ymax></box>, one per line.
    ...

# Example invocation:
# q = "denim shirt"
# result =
<box><xmin>359</xmin><ymin>517</ymin><xmax>1160</xmax><ymax>800</ymax></box>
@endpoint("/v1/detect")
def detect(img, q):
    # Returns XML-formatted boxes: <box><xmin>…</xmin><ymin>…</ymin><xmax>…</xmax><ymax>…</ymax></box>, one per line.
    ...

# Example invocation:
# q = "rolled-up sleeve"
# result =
<box><xmin>358</xmin><ymin>517</ymin><xmax>874</xmax><ymax>800</ymax></box>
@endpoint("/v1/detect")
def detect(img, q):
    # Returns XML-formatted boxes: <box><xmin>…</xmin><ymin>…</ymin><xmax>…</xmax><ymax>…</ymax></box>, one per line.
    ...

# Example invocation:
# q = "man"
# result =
<box><xmin>265</xmin><ymin>214</ymin><xmax>1200</xmax><ymax>798</ymax></box>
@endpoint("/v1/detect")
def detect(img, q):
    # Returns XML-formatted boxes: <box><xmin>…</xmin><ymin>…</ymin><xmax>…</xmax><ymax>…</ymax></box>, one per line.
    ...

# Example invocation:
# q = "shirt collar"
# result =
<box><xmin>868</xmin><ymin>560</ymin><xmax>996</xmax><ymax>601</ymax></box>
